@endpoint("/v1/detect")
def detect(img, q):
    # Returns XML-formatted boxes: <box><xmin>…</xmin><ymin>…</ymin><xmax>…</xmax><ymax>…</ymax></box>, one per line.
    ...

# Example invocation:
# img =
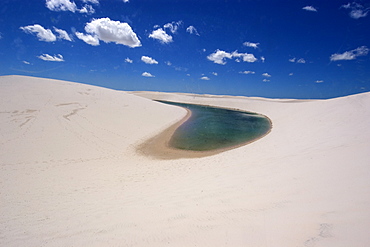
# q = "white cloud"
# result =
<box><xmin>260</xmin><ymin>56</ymin><xmax>265</xmax><ymax>62</ymax></box>
<box><xmin>38</xmin><ymin>54</ymin><xmax>64</xmax><ymax>62</ymax></box>
<box><xmin>289</xmin><ymin>73</ymin><xmax>294</xmax><ymax>76</ymax></box>
<box><xmin>232</xmin><ymin>51</ymin><xmax>258</xmax><ymax>63</ymax></box>
<box><xmin>123</xmin><ymin>0</ymin><xmax>129</xmax><ymax>2</ymax></box>
<box><xmin>164</xmin><ymin>21</ymin><xmax>182</xmax><ymax>33</ymax></box>
<box><xmin>341</xmin><ymin>2</ymin><xmax>369</xmax><ymax>19</ymax></box>
<box><xmin>207</xmin><ymin>50</ymin><xmax>233</xmax><ymax>65</ymax></box>
<box><xmin>186</xmin><ymin>26</ymin><xmax>199</xmax><ymax>36</ymax></box>
<box><xmin>53</xmin><ymin>27</ymin><xmax>72</xmax><ymax>41</ymax></box>
<box><xmin>46</xmin><ymin>0</ymin><xmax>97</xmax><ymax>13</ymax></box>
<box><xmin>262</xmin><ymin>79</ymin><xmax>270</xmax><ymax>82</ymax></box>
<box><xmin>243</xmin><ymin>54</ymin><xmax>257</xmax><ymax>62</ymax></box>
<box><xmin>239</xmin><ymin>71</ymin><xmax>255</xmax><ymax>74</ymax></box>
<box><xmin>302</xmin><ymin>6</ymin><xmax>317</xmax><ymax>12</ymax></box>
<box><xmin>78</xmin><ymin>18</ymin><xmax>141</xmax><ymax>47</ymax></box>
<box><xmin>79</xmin><ymin>4</ymin><xmax>95</xmax><ymax>14</ymax></box>
<box><xmin>201</xmin><ymin>76</ymin><xmax>210</xmax><ymax>80</ymax></box>
<box><xmin>289</xmin><ymin>57</ymin><xmax>306</xmax><ymax>63</ymax></box>
<box><xmin>46</xmin><ymin>0</ymin><xmax>78</xmax><ymax>12</ymax></box>
<box><xmin>262</xmin><ymin>72</ymin><xmax>271</xmax><ymax>77</ymax></box>
<box><xmin>20</xmin><ymin>24</ymin><xmax>56</xmax><ymax>42</ymax></box>
<box><xmin>75</xmin><ymin>32</ymin><xmax>99</xmax><ymax>46</ymax></box>
<box><xmin>125</xmin><ymin>58</ymin><xmax>133</xmax><ymax>63</ymax></box>
<box><xmin>141</xmin><ymin>56</ymin><xmax>158</xmax><ymax>64</ymax></box>
<box><xmin>165</xmin><ymin>61</ymin><xmax>172</xmax><ymax>66</ymax></box>
<box><xmin>23</xmin><ymin>61</ymin><xmax>31</xmax><ymax>64</ymax></box>
<box><xmin>207</xmin><ymin>49</ymin><xmax>257</xmax><ymax>64</ymax></box>
<box><xmin>149</xmin><ymin>28</ymin><xmax>173</xmax><ymax>44</ymax></box>
<box><xmin>350</xmin><ymin>10</ymin><xmax>368</xmax><ymax>19</ymax></box>
<box><xmin>142</xmin><ymin>72</ymin><xmax>154</xmax><ymax>77</ymax></box>
<box><xmin>243</xmin><ymin>41</ymin><xmax>259</xmax><ymax>49</ymax></box>
<box><xmin>330</xmin><ymin>46</ymin><xmax>369</xmax><ymax>61</ymax></box>
<box><xmin>315</xmin><ymin>80</ymin><xmax>324</xmax><ymax>83</ymax></box>
<box><xmin>212</xmin><ymin>72</ymin><xmax>218</xmax><ymax>76</ymax></box>
<box><xmin>83</xmin><ymin>0</ymin><xmax>99</xmax><ymax>4</ymax></box>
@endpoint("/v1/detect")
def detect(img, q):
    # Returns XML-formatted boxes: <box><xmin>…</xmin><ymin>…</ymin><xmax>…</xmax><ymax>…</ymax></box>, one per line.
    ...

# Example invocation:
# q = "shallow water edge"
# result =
<box><xmin>137</xmin><ymin>101</ymin><xmax>272</xmax><ymax>159</ymax></box>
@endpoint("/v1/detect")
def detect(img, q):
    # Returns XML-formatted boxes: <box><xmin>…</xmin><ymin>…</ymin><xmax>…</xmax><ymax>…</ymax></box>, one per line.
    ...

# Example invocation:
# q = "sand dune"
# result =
<box><xmin>1</xmin><ymin>75</ymin><xmax>370</xmax><ymax>246</ymax></box>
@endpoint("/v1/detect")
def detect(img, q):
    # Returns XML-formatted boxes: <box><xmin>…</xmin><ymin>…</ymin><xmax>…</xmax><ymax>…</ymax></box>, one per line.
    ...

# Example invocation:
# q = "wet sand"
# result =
<box><xmin>137</xmin><ymin>104</ymin><xmax>272</xmax><ymax>159</ymax></box>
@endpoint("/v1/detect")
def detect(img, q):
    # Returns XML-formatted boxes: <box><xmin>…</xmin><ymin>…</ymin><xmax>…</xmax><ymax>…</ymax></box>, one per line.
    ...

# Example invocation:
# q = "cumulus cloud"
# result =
<box><xmin>262</xmin><ymin>72</ymin><xmax>271</xmax><ymax>77</ymax></box>
<box><xmin>330</xmin><ymin>46</ymin><xmax>369</xmax><ymax>61</ymax></box>
<box><xmin>79</xmin><ymin>4</ymin><xmax>95</xmax><ymax>14</ymax></box>
<box><xmin>207</xmin><ymin>49</ymin><xmax>257</xmax><ymax>64</ymax></box>
<box><xmin>302</xmin><ymin>6</ymin><xmax>317</xmax><ymax>12</ymax></box>
<box><xmin>38</xmin><ymin>54</ymin><xmax>64</xmax><ymax>62</ymax></box>
<box><xmin>123</xmin><ymin>0</ymin><xmax>129</xmax><ymax>2</ymax></box>
<box><xmin>75</xmin><ymin>32</ymin><xmax>99</xmax><ymax>45</ymax></box>
<box><xmin>239</xmin><ymin>71</ymin><xmax>255</xmax><ymax>74</ymax></box>
<box><xmin>232</xmin><ymin>51</ymin><xmax>258</xmax><ymax>63</ymax></box>
<box><xmin>142</xmin><ymin>72</ymin><xmax>154</xmax><ymax>77</ymax></box>
<box><xmin>149</xmin><ymin>28</ymin><xmax>173</xmax><ymax>44</ymax></box>
<box><xmin>186</xmin><ymin>26</ymin><xmax>199</xmax><ymax>36</ymax></box>
<box><xmin>53</xmin><ymin>27</ymin><xmax>72</xmax><ymax>41</ymax></box>
<box><xmin>243</xmin><ymin>41</ymin><xmax>259</xmax><ymax>49</ymax></box>
<box><xmin>207</xmin><ymin>50</ymin><xmax>233</xmax><ymax>65</ymax></box>
<box><xmin>77</xmin><ymin>18</ymin><xmax>141</xmax><ymax>47</ymax></box>
<box><xmin>46</xmin><ymin>0</ymin><xmax>77</xmax><ymax>12</ymax></box>
<box><xmin>46</xmin><ymin>0</ymin><xmax>96</xmax><ymax>13</ymax></box>
<box><xmin>20</xmin><ymin>24</ymin><xmax>56</xmax><ymax>42</ymax></box>
<box><xmin>201</xmin><ymin>76</ymin><xmax>210</xmax><ymax>80</ymax></box>
<box><xmin>260</xmin><ymin>56</ymin><xmax>265</xmax><ymax>62</ymax></box>
<box><xmin>164</xmin><ymin>21</ymin><xmax>182</xmax><ymax>33</ymax></box>
<box><xmin>297</xmin><ymin>58</ymin><xmax>306</xmax><ymax>63</ymax></box>
<box><xmin>341</xmin><ymin>2</ymin><xmax>369</xmax><ymax>19</ymax></box>
<box><xmin>212</xmin><ymin>72</ymin><xmax>218</xmax><ymax>76</ymax></box>
<box><xmin>141</xmin><ymin>56</ymin><xmax>158</xmax><ymax>64</ymax></box>
<box><xmin>125</xmin><ymin>58</ymin><xmax>133</xmax><ymax>63</ymax></box>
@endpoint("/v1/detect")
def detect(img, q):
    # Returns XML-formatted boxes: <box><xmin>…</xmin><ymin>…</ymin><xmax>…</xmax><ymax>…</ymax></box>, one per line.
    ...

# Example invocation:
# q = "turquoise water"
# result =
<box><xmin>158</xmin><ymin>101</ymin><xmax>271</xmax><ymax>151</ymax></box>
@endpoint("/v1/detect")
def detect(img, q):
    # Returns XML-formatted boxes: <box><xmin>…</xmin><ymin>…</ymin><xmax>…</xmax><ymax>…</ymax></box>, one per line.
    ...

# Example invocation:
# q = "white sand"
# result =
<box><xmin>1</xmin><ymin>75</ymin><xmax>370</xmax><ymax>246</ymax></box>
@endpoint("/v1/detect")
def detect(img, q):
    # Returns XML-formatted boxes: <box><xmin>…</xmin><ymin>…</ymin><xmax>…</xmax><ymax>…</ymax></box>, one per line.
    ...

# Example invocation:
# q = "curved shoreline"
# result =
<box><xmin>137</xmin><ymin>103</ymin><xmax>272</xmax><ymax>159</ymax></box>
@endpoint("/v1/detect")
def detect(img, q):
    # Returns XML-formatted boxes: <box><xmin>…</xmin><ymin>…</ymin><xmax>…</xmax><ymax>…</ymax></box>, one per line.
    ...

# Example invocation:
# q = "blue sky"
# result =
<box><xmin>0</xmin><ymin>0</ymin><xmax>369</xmax><ymax>99</ymax></box>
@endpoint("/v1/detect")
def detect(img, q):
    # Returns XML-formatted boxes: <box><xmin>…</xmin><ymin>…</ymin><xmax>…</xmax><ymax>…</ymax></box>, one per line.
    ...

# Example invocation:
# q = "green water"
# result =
<box><xmin>158</xmin><ymin>101</ymin><xmax>271</xmax><ymax>151</ymax></box>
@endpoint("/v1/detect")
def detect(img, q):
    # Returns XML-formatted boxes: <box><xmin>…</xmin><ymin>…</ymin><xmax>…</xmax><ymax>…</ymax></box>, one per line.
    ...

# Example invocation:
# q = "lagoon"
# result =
<box><xmin>157</xmin><ymin>101</ymin><xmax>271</xmax><ymax>152</ymax></box>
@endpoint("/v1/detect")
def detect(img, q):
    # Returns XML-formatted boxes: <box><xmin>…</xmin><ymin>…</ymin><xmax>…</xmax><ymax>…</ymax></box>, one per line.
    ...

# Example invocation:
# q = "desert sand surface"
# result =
<box><xmin>1</xmin><ymin>75</ymin><xmax>370</xmax><ymax>246</ymax></box>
